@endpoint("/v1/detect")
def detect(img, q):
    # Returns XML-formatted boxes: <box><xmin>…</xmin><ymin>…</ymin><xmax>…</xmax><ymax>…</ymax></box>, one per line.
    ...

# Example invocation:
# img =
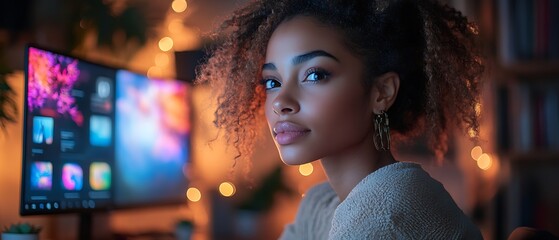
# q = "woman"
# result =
<box><xmin>197</xmin><ymin>0</ymin><xmax>484</xmax><ymax>238</ymax></box>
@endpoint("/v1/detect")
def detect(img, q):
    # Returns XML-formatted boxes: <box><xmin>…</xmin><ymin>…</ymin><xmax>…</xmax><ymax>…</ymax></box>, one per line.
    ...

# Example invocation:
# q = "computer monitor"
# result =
<box><xmin>21</xmin><ymin>45</ymin><xmax>116</xmax><ymax>215</ymax></box>
<box><xmin>114</xmin><ymin>69</ymin><xmax>190</xmax><ymax>208</ymax></box>
<box><xmin>21</xmin><ymin>45</ymin><xmax>192</xmax><ymax>217</ymax></box>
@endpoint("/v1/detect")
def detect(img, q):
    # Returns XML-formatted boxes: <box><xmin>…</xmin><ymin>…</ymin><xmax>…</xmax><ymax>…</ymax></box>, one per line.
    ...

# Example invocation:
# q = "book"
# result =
<box><xmin>497</xmin><ymin>86</ymin><xmax>511</xmax><ymax>151</ymax></box>
<box><xmin>498</xmin><ymin>0</ymin><xmax>515</xmax><ymax>63</ymax></box>
<box><xmin>543</xmin><ymin>84</ymin><xmax>559</xmax><ymax>148</ymax></box>
<box><xmin>515</xmin><ymin>0</ymin><xmax>535</xmax><ymax>60</ymax></box>
<box><xmin>549</xmin><ymin>0</ymin><xmax>559</xmax><ymax>59</ymax></box>
<box><xmin>509</xmin><ymin>82</ymin><xmax>533</xmax><ymax>152</ymax></box>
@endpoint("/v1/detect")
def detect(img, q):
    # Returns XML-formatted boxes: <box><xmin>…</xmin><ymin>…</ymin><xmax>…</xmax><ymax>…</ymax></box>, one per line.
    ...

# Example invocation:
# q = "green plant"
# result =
<box><xmin>237</xmin><ymin>166</ymin><xmax>295</xmax><ymax>212</ymax></box>
<box><xmin>176</xmin><ymin>220</ymin><xmax>193</xmax><ymax>228</ymax></box>
<box><xmin>2</xmin><ymin>223</ymin><xmax>42</xmax><ymax>234</ymax></box>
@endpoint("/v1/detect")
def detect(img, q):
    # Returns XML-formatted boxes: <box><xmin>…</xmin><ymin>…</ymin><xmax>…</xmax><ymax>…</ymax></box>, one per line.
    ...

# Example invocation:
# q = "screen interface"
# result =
<box><xmin>21</xmin><ymin>46</ymin><xmax>116</xmax><ymax>215</ymax></box>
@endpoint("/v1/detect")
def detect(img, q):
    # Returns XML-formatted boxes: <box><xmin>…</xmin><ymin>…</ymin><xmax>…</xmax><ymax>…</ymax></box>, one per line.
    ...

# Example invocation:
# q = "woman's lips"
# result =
<box><xmin>273</xmin><ymin>121</ymin><xmax>311</xmax><ymax>145</ymax></box>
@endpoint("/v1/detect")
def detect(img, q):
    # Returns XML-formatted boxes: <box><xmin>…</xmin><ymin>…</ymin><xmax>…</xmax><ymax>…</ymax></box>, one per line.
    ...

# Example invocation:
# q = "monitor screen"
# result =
<box><xmin>114</xmin><ymin>70</ymin><xmax>190</xmax><ymax>207</ymax></box>
<box><xmin>21</xmin><ymin>45</ymin><xmax>192</xmax><ymax>216</ymax></box>
<box><xmin>21</xmin><ymin>46</ymin><xmax>116</xmax><ymax>215</ymax></box>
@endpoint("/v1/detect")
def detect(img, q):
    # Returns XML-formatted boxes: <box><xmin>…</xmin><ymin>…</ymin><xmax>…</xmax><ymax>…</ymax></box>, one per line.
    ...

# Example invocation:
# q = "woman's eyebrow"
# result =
<box><xmin>262</xmin><ymin>50</ymin><xmax>339</xmax><ymax>71</ymax></box>
<box><xmin>292</xmin><ymin>50</ymin><xmax>339</xmax><ymax>65</ymax></box>
<box><xmin>262</xmin><ymin>62</ymin><xmax>276</xmax><ymax>71</ymax></box>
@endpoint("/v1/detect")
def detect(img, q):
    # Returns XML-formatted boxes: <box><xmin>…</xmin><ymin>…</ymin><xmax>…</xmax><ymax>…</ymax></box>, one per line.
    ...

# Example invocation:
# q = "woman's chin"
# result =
<box><xmin>280</xmin><ymin>158</ymin><xmax>301</xmax><ymax>166</ymax></box>
<box><xmin>278</xmin><ymin>154</ymin><xmax>316</xmax><ymax>166</ymax></box>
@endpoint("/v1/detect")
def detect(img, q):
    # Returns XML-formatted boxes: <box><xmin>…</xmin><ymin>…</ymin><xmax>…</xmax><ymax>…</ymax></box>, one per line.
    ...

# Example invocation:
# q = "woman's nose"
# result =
<box><xmin>271</xmin><ymin>84</ymin><xmax>300</xmax><ymax>115</ymax></box>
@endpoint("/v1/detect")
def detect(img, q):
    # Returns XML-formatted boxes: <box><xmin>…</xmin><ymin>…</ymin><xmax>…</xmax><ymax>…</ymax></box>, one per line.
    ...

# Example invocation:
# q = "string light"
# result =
<box><xmin>471</xmin><ymin>145</ymin><xmax>493</xmax><ymax>170</ymax></box>
<box><xmin>477</xmin><ymin>153</ymin><xmax>492</xmax><ymax>170</ymax></box>
<box><xmin>470</xmin><ymin>146</ymin><xmax>483</xmax><ymax>161</ymax></box>
<box><xmin>186</xmin><ymin>187</ymin><xmax>201</xmax><ymax>202</ymax></box>
<box><xmin>172</xmin><ymin>0</ymin><xmax>188</xmax><ymax>13</ymax></box>
<box><xmin>298</xmin><ymin>163</ymin><xmax>314</xmax><ymax>176</ymax></box>
<box><xmin>158</xmin><ymin>37</ymin><xmax>174</xmax><ymax>52</ymax></box>
<box><xmin>218</xmin><ymin>182</ymin><xmax>236</xmax><ymax>197</ymax></box>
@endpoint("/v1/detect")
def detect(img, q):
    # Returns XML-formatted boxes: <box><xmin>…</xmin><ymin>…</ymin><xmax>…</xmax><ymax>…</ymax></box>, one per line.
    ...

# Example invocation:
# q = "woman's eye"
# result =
<box><xmin>262</xmin><ymin>79</ymin><xmax>281</xmax><ymax>90</ymax></box>
<box><xmin>304</xmin><ymin>69</ymin><xmax>330</xmax><ymax>82</ymax></box>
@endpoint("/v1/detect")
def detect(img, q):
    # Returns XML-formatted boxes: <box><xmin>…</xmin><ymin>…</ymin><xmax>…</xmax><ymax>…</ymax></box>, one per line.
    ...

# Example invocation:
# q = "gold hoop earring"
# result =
<box><xmin>373</xmin><ymin>111</ymin><xmax>390</xmax><ymax>151</ymax></box>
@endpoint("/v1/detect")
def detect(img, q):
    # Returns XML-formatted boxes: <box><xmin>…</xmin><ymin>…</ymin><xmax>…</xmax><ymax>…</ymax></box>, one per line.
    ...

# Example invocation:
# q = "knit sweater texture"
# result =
<box><xmin>279</xmin><ymin>161</ymin><xmax>483</xmax><ymax>240</ymax></box>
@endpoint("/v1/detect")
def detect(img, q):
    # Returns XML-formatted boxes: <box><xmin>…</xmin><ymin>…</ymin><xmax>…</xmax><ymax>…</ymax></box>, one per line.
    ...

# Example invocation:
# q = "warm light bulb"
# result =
<box><xmin>186</xmin><ymin>187</ymin><xmax>201</xmax><ymax>202</ymax></box>
<box><xmin>477</xmin><ymin>153</ymin><xmax>492</xmax><ymax>170</ymax></box>
<box><xmin>219</xmin><ymin>182</ymin><xmax>236</xmax><ymax>197</ymax></box>
<box><xmin>470</xmin><ymin>146</ymin><xmax>483</xmax><ymax>161</ymax></box>
<box><xmin>172</xmin><ymin>0</ymin><xmax>188</xmax><ymax>13</ymax></box>
<box><xmin>299</xmin><ymin>163</ymin><xmax>314</xmax><ymax>176</ymax></box>
<box><xmin>158</xmin><ymin>37</ymin><xmax>174</xmax><ymax>52</ymax></box>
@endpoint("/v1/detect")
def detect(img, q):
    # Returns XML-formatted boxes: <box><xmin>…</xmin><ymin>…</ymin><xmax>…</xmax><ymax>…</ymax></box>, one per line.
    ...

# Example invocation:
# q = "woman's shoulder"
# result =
<box><xmin>330</xmin><ymin>161</ymin><xmax>483</xmax><ymax>239</ymax></box>
<box><xmin>279</xmin><ymin>182</ymin><xmax>339</xmax><ymax>240</ymax></box>
<box><xmin>351</xmin><ymin>161</ymin><xmax>441</xmax><ymax>199</ymax></box>
<box><xmin>307</xmin><ymin>182</ymin><xmax>336</xmax><ymax>196</ymax></box>
<box><xmin>335</xmin><ymin>162</ymin><xmax>436</xmax><ymax>216</ymax></box>
<box><xmin>345</xmin><ymin>161</ymin><xmax>459</xmax><ymax>214</ymax></box>
<box><xmin>301</xmin><ymin>182</ymin><xmax>339</xmax><ymax>208</ymax></box>
<box><xmin>297</xmin><ymin>182</ymin><xmax>340</xmax><ymax>225</ymax></box>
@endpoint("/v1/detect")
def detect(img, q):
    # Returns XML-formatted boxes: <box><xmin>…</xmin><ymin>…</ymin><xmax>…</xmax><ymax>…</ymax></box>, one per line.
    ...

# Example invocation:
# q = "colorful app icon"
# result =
<box><xmin>31</xmin><ymin>161</ymin><xmax>52</xmax><ymax>190</ymax></box>
<box><xmin>90</xmin><ymin>162</ymin><xmax>111</xmax><ymax>190</ymax></box>
<box><xmin>33</xmin><ymin>116</ymin><xmax>54</xmax><ymax>144</ymax></box>
<box><xmin>90</xmin><ymin>115</ymin><xmax>112</xmax><ymax>147</ymax></box>
<box><xmin>62</xmin><ymin>163</ymin><xmax>83</xmax><ymax>190</ymax></box>
<box><xmin>96</xmin><ymin>77</ymin><xmax>112</xmax><ymax>99</ymax></box>
<box><xmin>91</xmin><ymin>77</ymin><xmax>113</xmax><ymax>113</ymax></box>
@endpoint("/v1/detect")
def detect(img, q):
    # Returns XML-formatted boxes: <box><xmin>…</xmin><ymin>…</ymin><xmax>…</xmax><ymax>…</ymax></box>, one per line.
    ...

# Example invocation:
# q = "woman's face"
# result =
<box><xmin>263</xmin><ymin>16</ymin><xmax>375</xmax><ymax>165</ymax></box>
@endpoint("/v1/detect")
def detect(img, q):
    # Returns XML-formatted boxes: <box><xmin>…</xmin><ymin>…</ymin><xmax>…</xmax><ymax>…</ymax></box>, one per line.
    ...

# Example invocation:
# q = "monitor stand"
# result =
<box><xmin>78</xmin><ymin>212</ymin><xmax>112</xmax><ymax>240</ymax></box>
<box><xmin>79</xmin><ymin>213</ymin><xmax>92</xmax><ymax>240</ymax></box>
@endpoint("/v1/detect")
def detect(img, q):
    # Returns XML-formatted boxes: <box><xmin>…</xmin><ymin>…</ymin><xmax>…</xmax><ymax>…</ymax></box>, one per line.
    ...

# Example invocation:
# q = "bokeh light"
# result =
<box><xmin>298</xmin><ymin>163</ymin><xmax>314</xmax><ymax>176</ymax></box>
<box><xmin>471</xmin><ymin>146</ymin><xmax>483</xmax><ymax>161</ymax></box>
<box><xmin>218</xmin><ymin>182</ymin><xmax>236</xmax><ymax>197</ymax></box>
<box><xmin>186</xmin><ymin>187</ymin><xmax>201</xmax><ymax>202</ymax></box>
<box><xmin>158</xmin><ymin>37</ymin><xmax>174</xmax><ymax>52</ymax></box>
<box><xmin>477</xmin><ymin>153</ymin><xmax>492</xmax><ymax>170</ymax></box>
<box><xmin>172</xmin><ymin>0</ymin><xmax>188</xmax><ymax>13</ymax></box>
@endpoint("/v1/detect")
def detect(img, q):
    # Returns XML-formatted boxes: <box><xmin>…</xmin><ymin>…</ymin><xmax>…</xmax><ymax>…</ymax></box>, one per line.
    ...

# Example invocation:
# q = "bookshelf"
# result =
<box><xmin>494</xmin><ymin>0</ymin><xmax>559</xmax><ymax>238</ymax></box>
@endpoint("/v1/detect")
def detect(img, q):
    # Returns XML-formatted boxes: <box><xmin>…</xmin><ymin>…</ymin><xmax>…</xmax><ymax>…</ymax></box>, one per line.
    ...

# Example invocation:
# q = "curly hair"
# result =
<box><xmin>196</xmin><ymin>0</ymin><xmax>484</xmax><ymax>161</ymax></box>
<box><xmin>0</xmin><ymin>76</ymin><xmax>18</xmax><ymax>130</ymax></box>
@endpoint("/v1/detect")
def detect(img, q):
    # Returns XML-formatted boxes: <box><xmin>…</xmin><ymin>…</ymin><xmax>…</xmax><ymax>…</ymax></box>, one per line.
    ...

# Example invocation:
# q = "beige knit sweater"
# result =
<box><xmin>279</xmin><ymin>162</ymin><xmax>483</xmax><ymax>240</ymax></box>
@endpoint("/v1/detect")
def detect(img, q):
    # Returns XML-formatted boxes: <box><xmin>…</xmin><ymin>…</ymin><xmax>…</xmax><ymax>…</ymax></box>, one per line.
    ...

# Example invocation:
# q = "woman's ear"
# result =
<box><xmin>369</xmin><ymin>72</ymin><xmax>400</xmax><ymax>113</ymax></box>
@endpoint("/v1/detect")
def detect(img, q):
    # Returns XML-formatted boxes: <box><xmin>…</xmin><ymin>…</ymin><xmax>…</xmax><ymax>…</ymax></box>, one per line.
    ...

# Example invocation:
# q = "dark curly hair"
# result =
<box><xmin>196</xmin><ymin>0</ymin><xmax>484</xmax><ymax>161</ymax></box>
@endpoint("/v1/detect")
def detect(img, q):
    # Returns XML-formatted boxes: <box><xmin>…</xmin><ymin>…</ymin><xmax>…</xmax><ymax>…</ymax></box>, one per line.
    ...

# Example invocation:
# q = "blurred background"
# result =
<box><xmin>0</xmin><ymin>0</ymin><xmax>558</xmax><ymax>239</ymax></box>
